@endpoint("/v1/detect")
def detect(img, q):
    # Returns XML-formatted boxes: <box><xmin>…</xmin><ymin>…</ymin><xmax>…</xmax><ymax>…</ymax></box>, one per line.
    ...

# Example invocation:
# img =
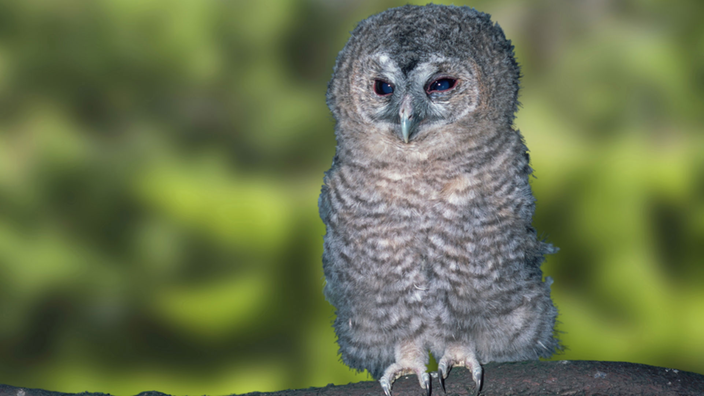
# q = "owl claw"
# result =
<box><xmin>471</xmin><ymin>365</ymin><xmax>483</xmax><ymax>396</ymax></box>
<box><xmin>438</xmin><ymin>360</ymin><xmax>449</xmax><ymax>379</ymax></box>
<box><xmin>437</xmin><ymin>369</ymin><xmax>446</xmax><ymax>393</ymax></box>
<box><xmin>422</xmin><ymin>372</ymin><xmax>431</xmax><ymax>396</ymax></box>
<box><xmin>380</xmin><ymin>379</ymin><xmax>392</xmax><ymax>396</ymax></box>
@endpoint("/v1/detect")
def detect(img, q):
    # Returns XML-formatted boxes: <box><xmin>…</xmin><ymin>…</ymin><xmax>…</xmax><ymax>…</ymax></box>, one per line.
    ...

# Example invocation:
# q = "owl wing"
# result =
<box><xmin>318</xmin><ymin>155</ymin><xmax>339</xmax><ymax>225</ymax></box>
<box><xmin>318</xmin><ymin>183</ymin><xmax>331</xmax><ymax>225</ymax></box>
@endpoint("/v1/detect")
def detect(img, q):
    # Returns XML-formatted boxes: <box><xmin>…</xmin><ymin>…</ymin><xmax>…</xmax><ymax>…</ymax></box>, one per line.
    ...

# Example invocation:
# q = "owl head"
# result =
<box><xmin>327</xmin><ymin>5</ymin><xmax>520</xmax><ymax>161</ymax></box>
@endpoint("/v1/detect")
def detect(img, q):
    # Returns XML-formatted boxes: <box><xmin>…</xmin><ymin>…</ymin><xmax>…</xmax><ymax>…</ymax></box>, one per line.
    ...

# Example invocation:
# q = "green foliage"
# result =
<box><xmin>0</xmin><ymin>1</ymin><xmax>702</xmax><ymax>394</ymax></box>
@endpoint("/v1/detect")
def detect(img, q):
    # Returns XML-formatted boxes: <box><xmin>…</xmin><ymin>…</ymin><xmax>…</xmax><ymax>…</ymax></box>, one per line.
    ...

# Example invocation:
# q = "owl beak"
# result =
<box><xmin>399</xmin><ymin>95</ymin><xmax>416</xmax><ymax>143</ymax></box>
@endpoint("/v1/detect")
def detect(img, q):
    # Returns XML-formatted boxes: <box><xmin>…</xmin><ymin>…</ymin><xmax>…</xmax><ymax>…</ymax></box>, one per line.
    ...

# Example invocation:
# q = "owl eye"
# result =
<box><xmin>373</xmin><ymin>80</ymin><xmax>394</xmax><ymax>96</ymax></box>
<box><xmin>427</xmin><ymin>78</ymin><xmax>457</xmax><ymax>93</ymax></box>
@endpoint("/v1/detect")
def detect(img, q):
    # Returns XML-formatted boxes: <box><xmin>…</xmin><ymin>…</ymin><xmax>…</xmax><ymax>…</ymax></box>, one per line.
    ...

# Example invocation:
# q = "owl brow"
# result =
<box><xmin>371</xmin><ymin>54</ymin><xmax>400</xmax><ymax>74</ymax></box>
<box><xmin>414</xmin><ymin>61</ymin><xmax>453</xmax><ymax>85</ymax></box>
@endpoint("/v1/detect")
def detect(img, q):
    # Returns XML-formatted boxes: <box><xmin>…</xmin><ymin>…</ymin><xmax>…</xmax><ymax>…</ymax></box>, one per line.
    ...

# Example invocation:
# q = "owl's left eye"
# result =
<box><xmin>373</xmin><ymin>80</ymin><xmax>394</xmax><ymax>96</ymax></box>
<box><xmin>427</xmin><ymin>78</ymin><xmax>457</xmax><ymax>93</ymax></box>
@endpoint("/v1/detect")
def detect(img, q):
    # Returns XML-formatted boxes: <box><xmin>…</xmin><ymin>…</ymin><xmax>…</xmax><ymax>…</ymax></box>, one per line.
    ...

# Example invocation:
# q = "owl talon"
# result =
<box><xmin>380</xmin><ymin>379</ymin><xmax>392</xmax><ymax>396</ymax></box>
<box><xmin>471</xmin><ymin>365</ymin><xmax>483</xmax><ymax>395</ymax></box>
<box><xmin>438</xmin><ymin>360</ymin><xmax>449</xmax><ymax>379</ymax></box>
<box><xmin>422</xmin><ymin>372</ymin><xmax>431</xmax><ymax>396</ymax></box>
<box><xmin>437</xmin><ymin>369</ymin><xmax>446</xmax><ymax>393</ymax></box>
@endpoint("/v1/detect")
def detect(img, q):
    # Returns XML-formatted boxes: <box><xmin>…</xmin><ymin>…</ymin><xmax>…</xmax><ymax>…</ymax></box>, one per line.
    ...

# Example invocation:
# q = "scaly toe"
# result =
<box><xmin>437</xmin><ymin>369</ymin><xmax>446</xmax><ymax>393</ymax></box>
<box><xmin>471</xmin><ymin>365</ymin><xmax>483</xmax><ymax>395</ymax></box>
<box><xmin>438</xmin><ymin>357</ymin><xmax>450</xmax><ymax>378</ymax></box>
<box><xmin>421</xmin><ymin>372</ymin><xmax>431</xmax><ymax>396</ymax></box>
<box><xmin>380</xmin><ymin>378</ymin><xmax>392</xmax><ymax>396</ymax></box>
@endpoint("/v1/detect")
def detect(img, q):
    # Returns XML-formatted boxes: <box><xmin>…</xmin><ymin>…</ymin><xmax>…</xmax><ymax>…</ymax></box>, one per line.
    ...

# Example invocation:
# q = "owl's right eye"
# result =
<box><xmin>373</xmin><ymin>80</ymin><xmax>394</xmax><ymax>96</ymax></box>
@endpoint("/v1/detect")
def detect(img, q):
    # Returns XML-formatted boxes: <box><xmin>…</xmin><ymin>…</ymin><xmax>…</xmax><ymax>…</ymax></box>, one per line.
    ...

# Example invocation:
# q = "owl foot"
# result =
<box><xmin>438</xmin><ymin>347</ymin><xmax>482</xmax><ymax>395</ymax></box>
<box><xmin>379</xmin><ymin>366</ymin><xmax>430</xmax><ymax>396</ymax></box>
<box><xmin>379</xmin><ymin>341</ymin><xmax>430</xmax><ymax>396</ymax></box>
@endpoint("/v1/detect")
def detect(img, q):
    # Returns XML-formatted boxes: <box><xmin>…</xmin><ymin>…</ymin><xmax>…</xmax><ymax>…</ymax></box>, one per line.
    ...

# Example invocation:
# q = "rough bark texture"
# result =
<box><xmin>1</xmin><ymin>361</ymin><xmax>703</xmax><ymax>396</ymax></box>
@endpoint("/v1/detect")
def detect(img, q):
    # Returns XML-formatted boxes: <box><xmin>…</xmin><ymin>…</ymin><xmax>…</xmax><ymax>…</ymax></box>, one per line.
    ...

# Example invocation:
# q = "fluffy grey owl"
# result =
<box><xmin>319</xmin><ymin>5</ymin><xmax>559</xmax><ymax>395</ymax></box>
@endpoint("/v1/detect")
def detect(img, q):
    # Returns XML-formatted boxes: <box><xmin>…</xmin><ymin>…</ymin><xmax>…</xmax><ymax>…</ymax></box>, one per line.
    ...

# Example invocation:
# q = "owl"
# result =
<box><xmin>318</xmin><ymin>5</ymin><xmax>559</xmax><ymax>396</ymax></box>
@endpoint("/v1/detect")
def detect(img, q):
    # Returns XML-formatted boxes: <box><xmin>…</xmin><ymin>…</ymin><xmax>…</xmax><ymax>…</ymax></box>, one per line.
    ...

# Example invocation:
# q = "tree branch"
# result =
<box><xmin>1</xmin><ymin>361</ymin><xmax>703</xmax><ymax>396</ymax></box>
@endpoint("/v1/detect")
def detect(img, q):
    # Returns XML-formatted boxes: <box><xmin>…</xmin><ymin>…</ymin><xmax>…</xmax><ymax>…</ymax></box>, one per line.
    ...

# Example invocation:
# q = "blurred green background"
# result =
<box><xmin>0</xmin><ymin>0</ymin><xmax>702</xmax><ymax>394</ymax></box>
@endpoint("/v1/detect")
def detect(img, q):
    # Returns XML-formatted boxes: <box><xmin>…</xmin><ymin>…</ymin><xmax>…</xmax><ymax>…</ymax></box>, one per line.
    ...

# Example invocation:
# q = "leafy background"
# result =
<box><xmin>0</xmin><ymin>0</ymin><xmax>702</xmax><ymax>394</ymax></box>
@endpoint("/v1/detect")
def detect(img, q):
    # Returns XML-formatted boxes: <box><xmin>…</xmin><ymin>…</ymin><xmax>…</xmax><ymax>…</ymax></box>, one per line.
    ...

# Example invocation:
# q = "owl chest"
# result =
<box><xmin>359</xmin><ymin>174</ymin><xmax>438</xmax><ymax>220</ymax></box>
<box><xmin>369</xmin><ymin>169</ymin><xmax>489</xmax><ymax>209</ymax></box>
<box><xmin>328</xmin><ymin>164</ymin><xmax>510</xmax><ymax>234</ymax></box>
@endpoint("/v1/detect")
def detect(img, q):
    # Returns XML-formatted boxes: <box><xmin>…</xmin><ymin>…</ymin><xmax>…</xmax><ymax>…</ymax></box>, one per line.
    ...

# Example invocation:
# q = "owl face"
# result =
<box><xmin>327</xmin><ymin>5</ymin><xmax>521</xmax><ymax>161</ymax></box>
<box><xmin>349</xmin><ymin>52</ymin><xmax>481</xmax><ymax>144</ymax></box>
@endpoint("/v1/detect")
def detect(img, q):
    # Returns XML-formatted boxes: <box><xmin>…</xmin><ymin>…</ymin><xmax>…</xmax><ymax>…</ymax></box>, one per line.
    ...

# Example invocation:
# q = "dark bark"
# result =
<box><xmin>1</xmin><ymin>361</ymin><xmax>703</xmax><ymax>396</ymax></box>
